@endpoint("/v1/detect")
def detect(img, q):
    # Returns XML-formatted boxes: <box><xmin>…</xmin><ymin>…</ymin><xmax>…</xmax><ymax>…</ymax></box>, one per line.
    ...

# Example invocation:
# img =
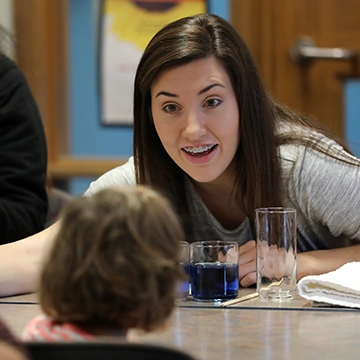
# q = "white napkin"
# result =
<box><xmin>297</xmin><ymin>262</ymin><xmax>360</xmax><ymax>308</ymax></box>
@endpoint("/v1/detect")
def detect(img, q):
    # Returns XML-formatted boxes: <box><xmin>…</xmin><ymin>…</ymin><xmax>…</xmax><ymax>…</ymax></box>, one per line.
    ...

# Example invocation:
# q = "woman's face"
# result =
<box><xmin>151</xmin><ymin>57</ymin><xmax>240</xmax><ymax>185</ymax></box>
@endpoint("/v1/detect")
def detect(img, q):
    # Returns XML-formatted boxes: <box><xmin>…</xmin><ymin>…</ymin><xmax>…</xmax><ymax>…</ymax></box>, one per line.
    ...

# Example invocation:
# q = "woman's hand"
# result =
<box><xmin>238</xmin><ymin>240</ymin><xmax>256</xmax><ymax>287</ymax></box>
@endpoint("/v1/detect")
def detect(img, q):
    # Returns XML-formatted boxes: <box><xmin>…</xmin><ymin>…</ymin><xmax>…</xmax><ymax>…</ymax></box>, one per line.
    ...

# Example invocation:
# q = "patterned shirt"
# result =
<box><xmin>22</xmin><ymin>315</ymin><xmax>96</xmax><ymax>342</ymax></box>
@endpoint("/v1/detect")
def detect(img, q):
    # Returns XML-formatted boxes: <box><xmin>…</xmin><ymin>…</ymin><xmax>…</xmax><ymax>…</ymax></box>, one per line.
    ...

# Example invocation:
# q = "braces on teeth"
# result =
<box><xmin>184</xmin><ymin>145</ymin><xmax>215</xmax><ymax>153</ymax></box>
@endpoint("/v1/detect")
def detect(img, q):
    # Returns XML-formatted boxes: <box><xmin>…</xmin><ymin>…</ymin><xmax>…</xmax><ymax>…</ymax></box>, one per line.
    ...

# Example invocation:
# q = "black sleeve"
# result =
<box><xmin>0</xmin><ymin>54</ymin><xmax>48</xmax><ymax>244</ymax></box>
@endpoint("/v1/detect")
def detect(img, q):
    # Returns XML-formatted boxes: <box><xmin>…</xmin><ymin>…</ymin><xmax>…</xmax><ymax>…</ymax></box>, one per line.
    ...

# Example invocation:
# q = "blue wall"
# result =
<box><xmin>68</xmin><ymin>0</ymin><xmax>360</xmax><ymax>195</ymax></box>
<box><xmin>68</xmin><ymin>0</ymin><xmax>229</xmax><ymax>195</ymax></box>
<box><xmin>345</xmin><ymin>80</ymin><xmax>360</xmax><ymax>156</ymax></box>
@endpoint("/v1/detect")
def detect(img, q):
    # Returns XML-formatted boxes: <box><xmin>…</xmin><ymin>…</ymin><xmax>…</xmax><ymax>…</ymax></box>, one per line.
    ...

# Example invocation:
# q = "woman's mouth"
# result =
<box><xmin>182</xmin><ymin>144</ymin><xmax>217</xmax><ymax>158</ymax></box>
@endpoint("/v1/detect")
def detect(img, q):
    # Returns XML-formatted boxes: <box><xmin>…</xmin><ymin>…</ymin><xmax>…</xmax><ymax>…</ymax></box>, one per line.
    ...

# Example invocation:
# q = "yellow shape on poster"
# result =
<box><xmin>105</xmin><ymin>1</ymin><xmax>207</xmax><ymax>50</ymax></box>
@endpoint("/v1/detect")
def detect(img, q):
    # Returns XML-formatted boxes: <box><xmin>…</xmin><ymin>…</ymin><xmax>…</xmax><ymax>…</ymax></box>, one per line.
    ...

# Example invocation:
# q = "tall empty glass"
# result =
<box><xmin>256</xmin><ymin>207</ymin><xmax>297</xmax><ymax>300</ymax></box>
<box><xmin>190</xmin><ymin>241</ymin><xmax>239</xmax><ymax>302</ymax></box>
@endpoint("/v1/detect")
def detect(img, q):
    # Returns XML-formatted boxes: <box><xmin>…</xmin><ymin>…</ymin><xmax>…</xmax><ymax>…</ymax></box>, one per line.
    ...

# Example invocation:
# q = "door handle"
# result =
<box><xmin>290</xmin><ymin>36</ymin><xmax>357</xmax><ymax>65</ymax></box>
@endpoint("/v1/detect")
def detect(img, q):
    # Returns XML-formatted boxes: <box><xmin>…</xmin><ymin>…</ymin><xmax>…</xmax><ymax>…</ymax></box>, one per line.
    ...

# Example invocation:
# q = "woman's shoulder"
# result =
<box><xmin>277</xmin><ymin>121</ymin><xmax>360</xmax><ymax>165</ymax></box>
<box><xmin>85</xmin><ymin>157</ymin><xmax>136</xmax><ymax>196</ymax></box>
<box><xmin>0</xmin><ymin>53</ymin><xmax>14</xmax><ymax>69</ymax></box>
<box><xmin>279</xmin><ymin>123</ymin><xmax>360</xmax><ymax>199</ymax></box>
<box><xmin>0</xmin><ymin>53</ymin><xmax>22</xmax><ymax>83</ymax></box>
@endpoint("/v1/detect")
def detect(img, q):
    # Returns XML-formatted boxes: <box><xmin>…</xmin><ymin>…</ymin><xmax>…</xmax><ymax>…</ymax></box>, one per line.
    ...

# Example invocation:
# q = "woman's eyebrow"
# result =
<box><xmin>155</xmin><ymin>91</ymin><xmax>178</xmax><ymax>98</ymax></box>
<box><xmin>198</xmin><ymin>83</ymin><xmax>225</xmax><ymax>95</ymax></box>
<box><xmin>155</xmin><ymin>83</ymin><xmax>225</xmax><ymax>98</ymax></box>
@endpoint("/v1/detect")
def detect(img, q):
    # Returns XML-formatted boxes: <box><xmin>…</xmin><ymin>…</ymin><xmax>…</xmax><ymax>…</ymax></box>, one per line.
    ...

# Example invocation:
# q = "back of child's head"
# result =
<box><xmin>39</xmin><ymin>186</ymin><xmax>184</xmax><ymax>332</ymax></box>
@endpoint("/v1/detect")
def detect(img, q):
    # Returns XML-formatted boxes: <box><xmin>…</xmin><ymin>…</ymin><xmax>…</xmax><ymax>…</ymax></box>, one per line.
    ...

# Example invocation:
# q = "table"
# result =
<box><xmin>1</xmin><ymin>290</ymin><xmax>360</xmax><ymax>360</ymax></box>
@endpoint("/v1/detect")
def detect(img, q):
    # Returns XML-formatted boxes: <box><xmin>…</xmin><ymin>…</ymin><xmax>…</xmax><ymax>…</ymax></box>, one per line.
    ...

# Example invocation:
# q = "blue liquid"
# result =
<box><xmin>190</xmin><ymin>262</ymin><xmax>239</xmax><ymax>301</ymax></box>
<box><xmin>176</xmin><ymin>264</ymin><xmax>190</xmax><ymax>300</ymax></box>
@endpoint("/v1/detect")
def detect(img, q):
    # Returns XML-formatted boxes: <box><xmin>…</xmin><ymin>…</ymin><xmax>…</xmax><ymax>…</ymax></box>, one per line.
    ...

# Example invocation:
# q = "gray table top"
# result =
<box><xmin>1</xmin><ymin>290</ymin><xmax>359</xmax><ymax>360</ymax></box>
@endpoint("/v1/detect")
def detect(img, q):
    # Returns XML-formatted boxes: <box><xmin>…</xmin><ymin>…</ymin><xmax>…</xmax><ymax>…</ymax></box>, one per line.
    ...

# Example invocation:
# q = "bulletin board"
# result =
<box><xmin>99</xmin><ymin>0</ymin><xmax>207</xmax><ymax>126</ymax></box>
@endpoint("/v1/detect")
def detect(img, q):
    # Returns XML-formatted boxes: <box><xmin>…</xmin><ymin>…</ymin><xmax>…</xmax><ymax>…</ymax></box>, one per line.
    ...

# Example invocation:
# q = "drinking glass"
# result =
<box><xmin>176</xmin><ymin>241</ymin><xmax>190</xmax><ymax>301</ymax></box>
<box><xmin>190</xmin><ymin>241</ymin><xmax>239</xmax><ymax>302</ymax></box>
<box><xmin>256</xmin><ymin>207</ymin><xmax>297</xmax><ymax>300</ymax></box>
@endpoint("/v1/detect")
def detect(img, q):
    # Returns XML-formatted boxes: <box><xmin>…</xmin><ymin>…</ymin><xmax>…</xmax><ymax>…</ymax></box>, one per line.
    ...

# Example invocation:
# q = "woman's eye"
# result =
<box><xmin>205</xmin><ymin>98</ymin><xmax>222</xmax><ymax>108</ymax></box>
<box><xmin>163</xmin><ymin>104</ymin><xmax>179</xmax><ymax>113</ymax></box>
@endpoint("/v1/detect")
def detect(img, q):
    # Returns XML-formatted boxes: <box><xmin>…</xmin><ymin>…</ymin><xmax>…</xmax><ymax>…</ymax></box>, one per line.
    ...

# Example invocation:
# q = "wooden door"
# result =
<box><xmin>231</xmin><ymin>0</ymin><xmax>360</xmax><ymax>138</ymax></box>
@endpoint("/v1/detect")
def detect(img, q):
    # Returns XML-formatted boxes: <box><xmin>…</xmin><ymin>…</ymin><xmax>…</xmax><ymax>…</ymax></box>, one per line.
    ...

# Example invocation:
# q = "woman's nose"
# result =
<box><xmin>182</xmin><ymin>112</ymin><xmax>207</xmax><ymax>140</ymax></box>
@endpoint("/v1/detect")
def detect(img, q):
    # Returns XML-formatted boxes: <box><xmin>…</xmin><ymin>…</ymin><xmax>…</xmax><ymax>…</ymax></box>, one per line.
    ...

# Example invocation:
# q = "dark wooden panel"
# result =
<box><xmin>231</xmin><ymin>0</ymin><xmax>360</xmax><ymax>137</ymax></box>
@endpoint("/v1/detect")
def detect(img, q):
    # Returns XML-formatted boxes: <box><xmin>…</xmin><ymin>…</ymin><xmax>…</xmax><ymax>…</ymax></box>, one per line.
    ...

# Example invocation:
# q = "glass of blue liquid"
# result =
<box><xmin>190</xmin><ymin>241</ymin><xmax>239</xmax><ymax>302</ymax></box>
<box><xmin>176</xmin><ymin>241</ymin><xmax>190</xmax><ymax>301</ymax></box>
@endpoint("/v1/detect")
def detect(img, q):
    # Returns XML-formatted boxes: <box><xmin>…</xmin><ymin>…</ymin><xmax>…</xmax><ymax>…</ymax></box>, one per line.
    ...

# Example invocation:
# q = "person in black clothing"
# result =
<box><xmin>0</xmin><ymin>30</ymin><xmax>48</xmax><ymax>244</ymax></box>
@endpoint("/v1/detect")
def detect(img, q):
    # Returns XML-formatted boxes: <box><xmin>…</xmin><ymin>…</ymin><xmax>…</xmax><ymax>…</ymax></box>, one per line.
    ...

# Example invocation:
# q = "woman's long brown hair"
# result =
<box><xmin>133</xmin><ymin>13</ymin><xmax>356</xmax><ymax>238</ymax></box>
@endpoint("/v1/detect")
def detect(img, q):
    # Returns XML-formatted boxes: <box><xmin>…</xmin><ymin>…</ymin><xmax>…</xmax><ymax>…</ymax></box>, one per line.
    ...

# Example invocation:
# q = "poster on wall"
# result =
<box><xmin>100</xmin><ymin>0</ymin><xmax>207</xmax><ymax>126</ymax></box>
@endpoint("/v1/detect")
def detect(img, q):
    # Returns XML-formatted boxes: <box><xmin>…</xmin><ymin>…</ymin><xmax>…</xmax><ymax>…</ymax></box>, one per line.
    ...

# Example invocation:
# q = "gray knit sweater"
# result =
<box><xmin>85</xmin><ymin>133</ymin><xmax>360</xmax><ymax>253</ymax></box>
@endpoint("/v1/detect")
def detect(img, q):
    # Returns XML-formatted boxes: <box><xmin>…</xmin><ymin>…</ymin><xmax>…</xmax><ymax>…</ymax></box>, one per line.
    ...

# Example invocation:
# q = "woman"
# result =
<box><xmin>1</xmin><ymin>13</ymin><xmax>360</xmax><ymax>296</ymax></box>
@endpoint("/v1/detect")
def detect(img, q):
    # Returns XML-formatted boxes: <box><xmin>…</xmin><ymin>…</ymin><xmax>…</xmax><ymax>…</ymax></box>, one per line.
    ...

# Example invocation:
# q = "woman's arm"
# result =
<box><xmin>297</xmin><ymin>244</ymin><xmax>360</xmax><ymax>280</ymax></box>
<box><xmin>238</xmin><ymin>241</ymin><xmax>360</xmax><ymax>287</ymax></box>
<box><xmin>0</xmin><ymin>222</ymin><xmax>60</xmax><ymax>297</ymax></box>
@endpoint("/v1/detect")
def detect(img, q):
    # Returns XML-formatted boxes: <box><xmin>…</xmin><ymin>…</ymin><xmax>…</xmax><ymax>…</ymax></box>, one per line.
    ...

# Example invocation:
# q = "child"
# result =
<box><xmin>22</xmin><ymin>186</ymin><xmax>184</xmax><ymax>341</ymax></box>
